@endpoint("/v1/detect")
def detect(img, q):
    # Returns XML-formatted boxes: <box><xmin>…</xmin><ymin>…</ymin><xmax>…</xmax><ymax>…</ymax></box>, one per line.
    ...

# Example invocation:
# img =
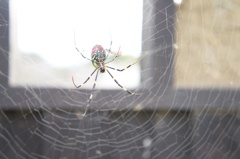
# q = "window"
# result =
<box><xmin>174</xmin><ymin>0</ymin><xmax>240</xmax><ymax>88</ymax></box>
<box><xmin>10</xmin><ymin>0</ymin><xmax>143</xmax><ymax>89</ymax></box>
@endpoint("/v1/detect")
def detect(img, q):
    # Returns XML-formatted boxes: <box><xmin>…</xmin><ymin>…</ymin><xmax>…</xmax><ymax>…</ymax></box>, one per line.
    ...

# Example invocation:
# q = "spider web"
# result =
<box><xmin>1</xmin><ymin>0</ymin><xmax>240</xmax><ymax>159</ymax></box>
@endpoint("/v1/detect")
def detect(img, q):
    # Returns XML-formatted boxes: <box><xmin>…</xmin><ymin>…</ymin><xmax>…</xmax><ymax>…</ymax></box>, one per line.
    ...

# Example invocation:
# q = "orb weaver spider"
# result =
<box><xmin>72</xmin><ymin>37</ymin><xmax>143</xmax><ymax>116</ymax></box>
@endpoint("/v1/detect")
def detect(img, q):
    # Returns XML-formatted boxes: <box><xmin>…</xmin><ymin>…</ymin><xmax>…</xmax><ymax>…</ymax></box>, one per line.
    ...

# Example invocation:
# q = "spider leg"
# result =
<box><xmin>106</xmin><ymin>69</ymin><xmax>142</xmax><ymax>95</ymax></box>
<box><xmin>105</xmin><ymin>41</ymin><xmax>112</xmax><ymax>59</ymax></box>
<box><xmin>106</xmin><ymin>54</ymin><xmax>145</xmax><ymax>71</ymax></box>
<box><xmin>74</xmin><ymin>31</ymin><xmax>92</xmax><ymax>61</ymax></box>
<box><xmin>72</xmin><ymin>68</ymin><xmax>98</xmax><ymax>88</ymax></box>
<box><xmin>105</xmin><ymin>46</ymin><xmax>121</xmax><ymax>64</ymax></box>
<box><xmin>83</xmin><ymin>70</ymin><xmax>99</xmax><ymax>116</ymax></box>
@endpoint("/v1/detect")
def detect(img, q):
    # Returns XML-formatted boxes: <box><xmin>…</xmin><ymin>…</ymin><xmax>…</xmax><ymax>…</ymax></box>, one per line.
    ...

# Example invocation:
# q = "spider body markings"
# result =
<box><xmin>91</xmin><ymin>45</ymin><xmax>107</xmax><ymax>73</ymax></box>
<box><xmin>72</xmin><ymin>42</ymin><xmax>142</xmax><ymax>116</ymax></box>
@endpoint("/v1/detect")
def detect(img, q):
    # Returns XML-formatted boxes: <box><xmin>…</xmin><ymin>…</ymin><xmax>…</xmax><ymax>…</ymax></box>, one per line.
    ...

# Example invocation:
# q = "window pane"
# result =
<box><xmin>174</xmin><ymin>0</ymin><xmax>240</xmax><ymax>88</ymax></box>
<box><xmin>10</xmin><ymin>0</ymin><xmax>142</xmax><ymax>89</ymax></box>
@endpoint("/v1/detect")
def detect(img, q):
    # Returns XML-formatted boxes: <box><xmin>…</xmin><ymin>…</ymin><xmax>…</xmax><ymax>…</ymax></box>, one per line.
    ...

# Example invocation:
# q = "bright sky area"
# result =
<box><xmin>11</xmin><ymin>0</ymin><xmax>143</xmax><ymax>68</ymax></box>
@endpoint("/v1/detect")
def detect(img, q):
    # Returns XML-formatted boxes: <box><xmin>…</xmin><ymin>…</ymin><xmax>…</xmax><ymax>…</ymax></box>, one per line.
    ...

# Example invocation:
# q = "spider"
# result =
<box><xmin>72</xmin><ymin>39</ymin><xmax>143</xmax><ymax>116</ymax></box>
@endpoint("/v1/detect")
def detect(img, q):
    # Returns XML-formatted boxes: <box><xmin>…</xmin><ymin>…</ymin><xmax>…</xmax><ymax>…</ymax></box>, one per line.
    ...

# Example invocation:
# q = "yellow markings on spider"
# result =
<box><xmin>89</xmin><ymin>94</ymin><xmax>93</xmax><ymax>100</ymax></box>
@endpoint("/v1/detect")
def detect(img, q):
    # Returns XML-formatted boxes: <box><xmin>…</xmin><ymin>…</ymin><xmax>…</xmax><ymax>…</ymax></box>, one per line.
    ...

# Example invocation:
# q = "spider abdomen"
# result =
<box><xmin>91</xmin><ymin>45</ymin><xmax>106</xmax><ymax>68</ymax></box>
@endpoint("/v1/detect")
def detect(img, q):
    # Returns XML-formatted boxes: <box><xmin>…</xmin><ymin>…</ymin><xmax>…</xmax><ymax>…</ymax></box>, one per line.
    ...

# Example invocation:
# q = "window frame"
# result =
<box><xmin>0</xmin><ymin>0</ymin><xmax>239</xmax><ymax>111</ymax></box>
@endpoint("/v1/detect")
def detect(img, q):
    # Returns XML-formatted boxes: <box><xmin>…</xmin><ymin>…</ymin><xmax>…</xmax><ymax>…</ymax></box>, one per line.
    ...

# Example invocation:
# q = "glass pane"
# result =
<box><xmin>10</xmin><ymin>0</ymin><xmax>142</xmax><ymax>89</ymax></box>
<box><xmin>174</xmin><ymin>0</ymin><xmax>240</xmax><ymax>88</ymax></box>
